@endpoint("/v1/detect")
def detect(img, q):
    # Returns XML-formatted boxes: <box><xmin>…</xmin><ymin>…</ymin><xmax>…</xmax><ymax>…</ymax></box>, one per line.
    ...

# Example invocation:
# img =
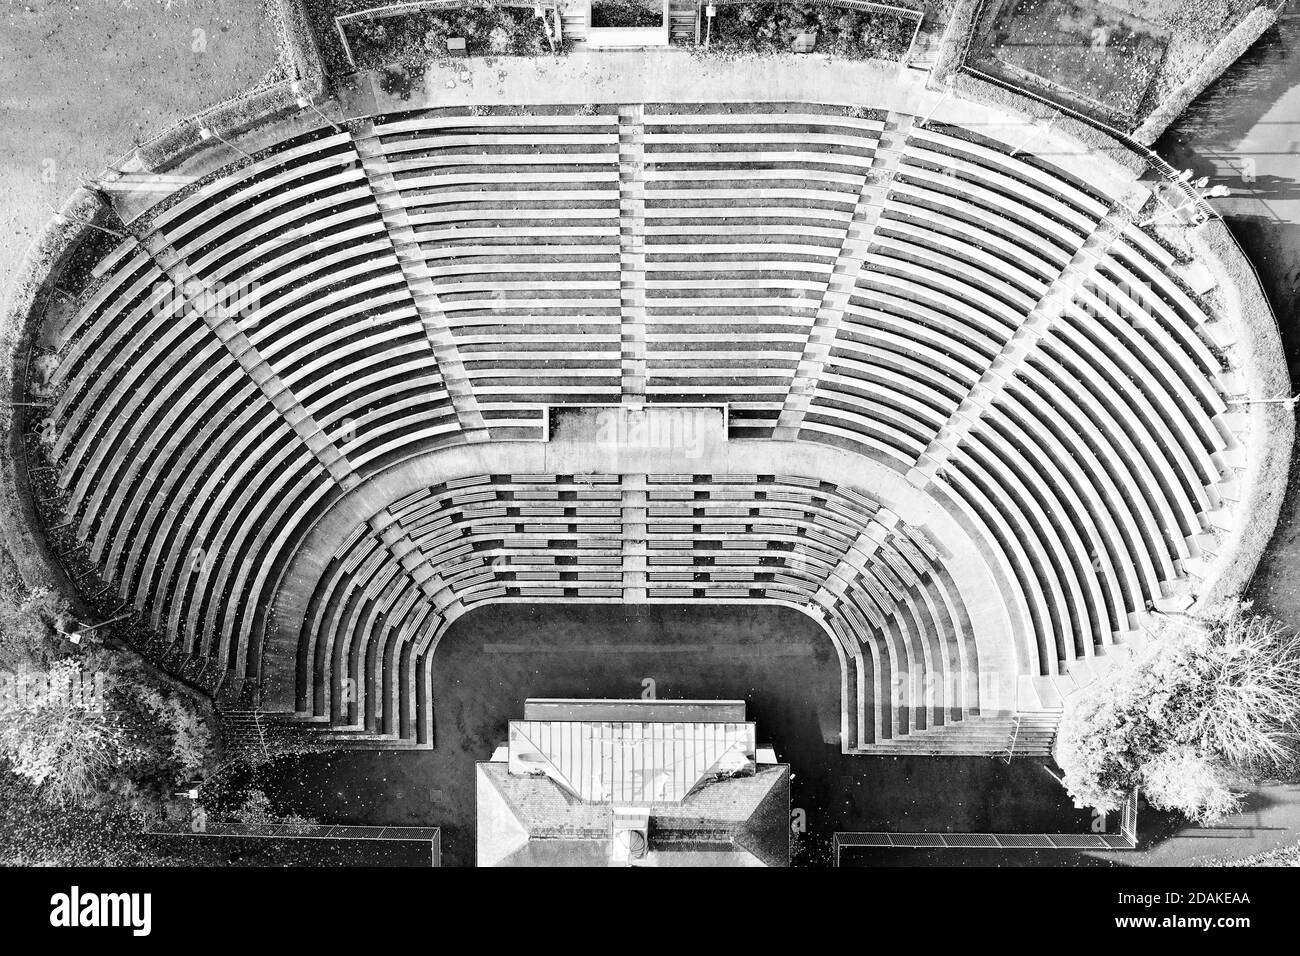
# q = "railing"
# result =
<box><xmin>710</xmin><ymin>0</ymin><xmax>919</xmax><ymax>15</ymax></box>
<box><xmin>251</xmin><ymin>711</ymin><xmax>271</xmax><ymax>760</ymax></box>
<box><xmin>16</xmin><ymin>337</ymin><xmax>89</xmax><ymax>615</ymax></box>
<box><xmin>833</xmin><ymin>789</ymin><xmax>1141</xmax><ymax>864</ymax></box>
<box><xmin>75</xmin><ymin>0</ymin><xmax>325</xmax><ymax>183</ymax></box>
<box><xmin>1000</xmin><ymin>712</ymin><xmax>1021</xmax><ymax>764</ymax></box>
<box><xmin>961</xmin><ymin>65</ymin><xmax>1215</xmax><ymax>215</ymax></box>
<box><xmin>954</xmin><ymin>0</ymin><xmax>987</xmax><ymax>72</ymax></box>
<box><xmin>150</xmin><ymin>820</ymin><xmax>440</xmax><ymax>840</ymax></box>
<box><xmin>1120</xmin><ymin>787</ymin><xmax>1139</xmax><ymax>845</ymax></box>
<box><xmin>952</xmin><ymin>0</ymin><xmax>1221</xmax><ymax>222</ymax></box>
<box><xmin>148</xmin><ymin>821</ymin><xmax>442</xmax><ymax>864</ymax></box>
<box><xmin>16</xmin><ymin>323</ymin><xmax>207</xmax><ymax>696</ymax></box>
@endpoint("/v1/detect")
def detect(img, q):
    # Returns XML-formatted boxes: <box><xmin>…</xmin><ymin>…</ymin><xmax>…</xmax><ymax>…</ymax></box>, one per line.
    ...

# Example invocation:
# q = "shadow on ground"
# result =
<box><xmin>249</xmin><ymin>603</ymin><xmax>1090</xmax><ymax>867</ymax></box>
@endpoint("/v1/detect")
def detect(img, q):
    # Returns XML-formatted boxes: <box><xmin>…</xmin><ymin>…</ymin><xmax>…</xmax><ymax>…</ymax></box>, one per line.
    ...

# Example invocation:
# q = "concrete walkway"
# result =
<box><xmin>1090</xmin><ymin>784</ymin><xmax>1300</xmax><ymax>866</ymax></box>
<box><xmin>1134</xmin><ymin>1</ymin><xmax>1300</xmax><ymax>867</ymax></box>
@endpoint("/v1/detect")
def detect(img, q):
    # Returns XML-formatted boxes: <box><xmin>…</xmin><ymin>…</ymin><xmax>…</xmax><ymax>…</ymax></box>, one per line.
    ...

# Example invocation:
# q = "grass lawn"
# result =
<box><xmin>982</xmin><ymin>0</ymin><xmax>1167</xmax><ymax>118</ymax></box>
<box><xmin>971</xmin><ymin>0</ymin><xmax>1268</xmax><ymax>128</ymax></box>
<box><xmin>0</xmin><ymin>0</ymin><xmax>278</xmax><ymax>300</ymax></box>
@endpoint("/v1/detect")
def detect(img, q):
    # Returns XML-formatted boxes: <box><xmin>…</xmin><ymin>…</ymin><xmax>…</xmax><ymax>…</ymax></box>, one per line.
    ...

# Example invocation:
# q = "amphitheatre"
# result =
<box><xmin>1</xmin><ymin>0</ymin><xmax>1298</xmax><ymax>868</ymax></box>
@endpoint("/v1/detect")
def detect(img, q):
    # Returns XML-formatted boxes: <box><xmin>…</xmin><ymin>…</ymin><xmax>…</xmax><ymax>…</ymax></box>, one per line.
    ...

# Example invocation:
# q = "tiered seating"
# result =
<box><xmin>152</xmin><ymin>127</ymin><xmax>461</xmax><ymax>474</ymax></box>
<box><xmin>29</xmin><ymin>96</ymin><xmax>1262</xmax><ymax>758</ymax></box>
<box><xmin>296</xmin><ymin>520</ymin><xmax>444</xmax><ymax>742</ymax></box>
<box><xmin>641</xmin><ymin>104</ymin><xmax>886</xmax><ymax>432</ymax></box>
<box><xmin>873</xmin><ymin>124</ymin><xmax>1235</xmax><ymax>686</ymax></box>
<box><xmin>400</xmin><ymin>473</ymin><xmax>628</xmax><ymax>605</ymax></box>
<box><xmin>43</xmin><ymin>128</ymin><xmax>464</xmax><ymax>697</ymax></box>
<box><xmin>363</xmin><ymin>107</ymin><xmax>624</xmax><ymax>426</ymax></box>
<box><xmin>47</xmin><ymin>227</ymin><xmax>339</xmax><ymax>694</ymax></box>
<box><xmin>295</xmin><ymin>473</ymin><xmax>628</xmax><ymax>741</ymax></box>
<box><xmin>800</xmin><ymin>122</ymin><xmax>1105</xmax><ymax>468</ymax></box>
<box><xmin>643</xmin><ymin>473</ymin><xmax>977</xmax><ymax>746</ymax></box>
<box><xmin>293</xmin><ymin>472</ymin><xmax>977</xmax><ymax>750</ymax></box>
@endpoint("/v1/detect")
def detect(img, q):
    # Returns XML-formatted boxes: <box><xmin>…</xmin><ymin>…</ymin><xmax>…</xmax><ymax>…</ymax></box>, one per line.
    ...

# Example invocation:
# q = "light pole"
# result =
<box><xmin>198</xmin><ymin>125</ymin><xmax>252</xmax><ymax>161</ymax></box>
<box><xmin>916</xmin><ymin>73</ymin><xmax>954</xmax><ymax>128</ymax></box>
<box><xmin>1010</xmin><ymin>111</ymin><xmax>1058</xmax><ymax>158</ymax></box>
<box><xmin>1226</xmin><ymin>393</ymin><xmax>1300</xmax><ymax>408</ymax></box>
<box><xmin>44</xmin><ymin>200</ymin><xmax>129</xmax><ymax>240</ymax></box>
<box><xmin>705</xmin><ymin>3</ymin><xmax>714</xmax><ymax>49</ymax></box>
<box><xmin>290</xmin><ymin>80</ymin><xmax>344</xmax><ymax>133</ymax></box>
<box><xmin>65</xmin><ymin>610</ymin><xmax>135</xmax><ymax>641</ymax></box>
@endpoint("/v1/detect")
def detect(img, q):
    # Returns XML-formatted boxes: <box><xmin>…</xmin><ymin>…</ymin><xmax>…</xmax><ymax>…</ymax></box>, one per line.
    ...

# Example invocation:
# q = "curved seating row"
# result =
<box><xmin>30</xmin><ymin>99</ymin><xmax>1251</xmax><ymax>750</ymax></box>
<box><xmin>291</xmin><ymin>472</ymin><xmax>976</xmax><ymax>750</ymax></box>
<box><xmin>43</xmin><ymin>128</ymin><xmax>464</xmax><ymax>693</ymax></box>
<box><xmin>641</xmin><ymin>104</ymin><xmax>886</xmax><ymax>424</ymax></box>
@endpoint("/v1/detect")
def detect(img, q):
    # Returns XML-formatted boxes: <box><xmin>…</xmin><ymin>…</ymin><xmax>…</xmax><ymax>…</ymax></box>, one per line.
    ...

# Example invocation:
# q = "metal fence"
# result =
<box><xmin>833</xmin><ymin>790</ymin><xmax>1140</xmax><ymax>864</ymax></box>
<box><xmin>148</xmin><ymin>822</ymin><xmax>442</xmax><ymax>864</ymax></box>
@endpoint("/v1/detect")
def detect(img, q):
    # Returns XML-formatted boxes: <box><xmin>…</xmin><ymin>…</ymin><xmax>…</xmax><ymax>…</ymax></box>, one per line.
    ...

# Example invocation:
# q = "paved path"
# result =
<box><xmin>1134</xmin><ymin>1</ymin><xmax>1300</xmax><ymax>866</ymax></box>
<box><xmin>1101</xmin><ymin>784</ymin><xmax>1300</xmax><ymax>866</ymax></box>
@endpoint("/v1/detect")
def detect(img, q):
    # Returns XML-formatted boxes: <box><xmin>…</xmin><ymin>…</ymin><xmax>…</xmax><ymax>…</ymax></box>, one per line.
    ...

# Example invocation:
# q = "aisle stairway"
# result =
<box><xmin>561</xmin><ymin>2</ymin><xmax>588</xmax><ymax>48</ymax></box>
<box><xmin>36</xmin><ymin>100</ymin><xmax>1258</xmax><ymax>759</ymax></box>
<box><xmin>859</xmin><ymin>712</ymin><xmax>1061</xmax><ymax>757</ymax></box>
<box><xmin>669</xmin><ymin>0</ymin><xmax>698</xmax><ymax>44</ymax></box>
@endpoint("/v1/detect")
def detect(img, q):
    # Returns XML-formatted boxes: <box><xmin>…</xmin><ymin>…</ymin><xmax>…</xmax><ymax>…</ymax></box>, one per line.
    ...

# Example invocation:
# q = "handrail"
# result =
<box><xmin>1000</xmin><ymin>712</ymin><xmax>1021</xmax><ymax>764</ymax></box>
<box><xmin>955</xmin><ymin>0</ymin><xmax>987</xmax><ymax>69</ymax></box>
<box><xmin>1120</xmin><ymin>787</ymin><xmax>1140</xmax><ymax>845</ymax></box>
<box><xmin>85</xmin><ymin>0</ymin><xmax>325</xmax><ymax>182</ymax></box>
<box><xmin>962</xmin><ymin>65</ymin><xmax>1217</xmax><ymax>217</ymax></box>
<box><xmin>946</xmin><ymin>1</ymin><xmax>1285</xmax><ymax>348</ymax></box>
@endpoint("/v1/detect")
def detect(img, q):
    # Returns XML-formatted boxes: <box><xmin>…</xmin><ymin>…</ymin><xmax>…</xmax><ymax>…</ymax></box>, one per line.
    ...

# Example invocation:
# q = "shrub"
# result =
<box><xmin>1056</xmin><ymin>601</ymin><xmax>1300</xmax><ymax>823</ymax></box>
<box><xmin>0</xmin><ymin>659</ymin><xmax>144</xmax><ymax>806</ymax></box>
<box><xmin>591</xmin><ymin>0</ymin><xmax>664</xmax><ymax>29</ymax></box>
<box><xmin>0</xmin><ymin>769</ymin><xmax>165</xmax><ymax>865</ymax></box>
<box><xmin>708</xmin><ymin>1</ymin><xmax>916</xmax><ymax>61</ymax></box>
<box><xmin>343</xmin><ymin>3</ymin><xmax>557</xmax><ymax>70</ymax></box>
<box><xmin>226</xmin><ymin>788</ymin><xmax>317</xmax><ymax>833</ymax></box>
<box><xmin>488</xmin><ymin>24</ymin><xmax>513</xmax><ymax>54</ymax></box>
<box><xmin>1141</xmin><ymin>746</ymin><xmax>1240</xmax><ymax>825</ymax></box>
<box><xmin>110</xmin><ymin>675</ymin><xmax>214</xmax><ymax>786</ymax></box>
<box><xmin>0</xmin><ymin>584</ymin><xmax>71</xmax><ymax>672</ymax></box>
<box><xmin>0</xmin><ymin>557</ymin><xmax>215</xmax><ymax>810</ymax></box>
